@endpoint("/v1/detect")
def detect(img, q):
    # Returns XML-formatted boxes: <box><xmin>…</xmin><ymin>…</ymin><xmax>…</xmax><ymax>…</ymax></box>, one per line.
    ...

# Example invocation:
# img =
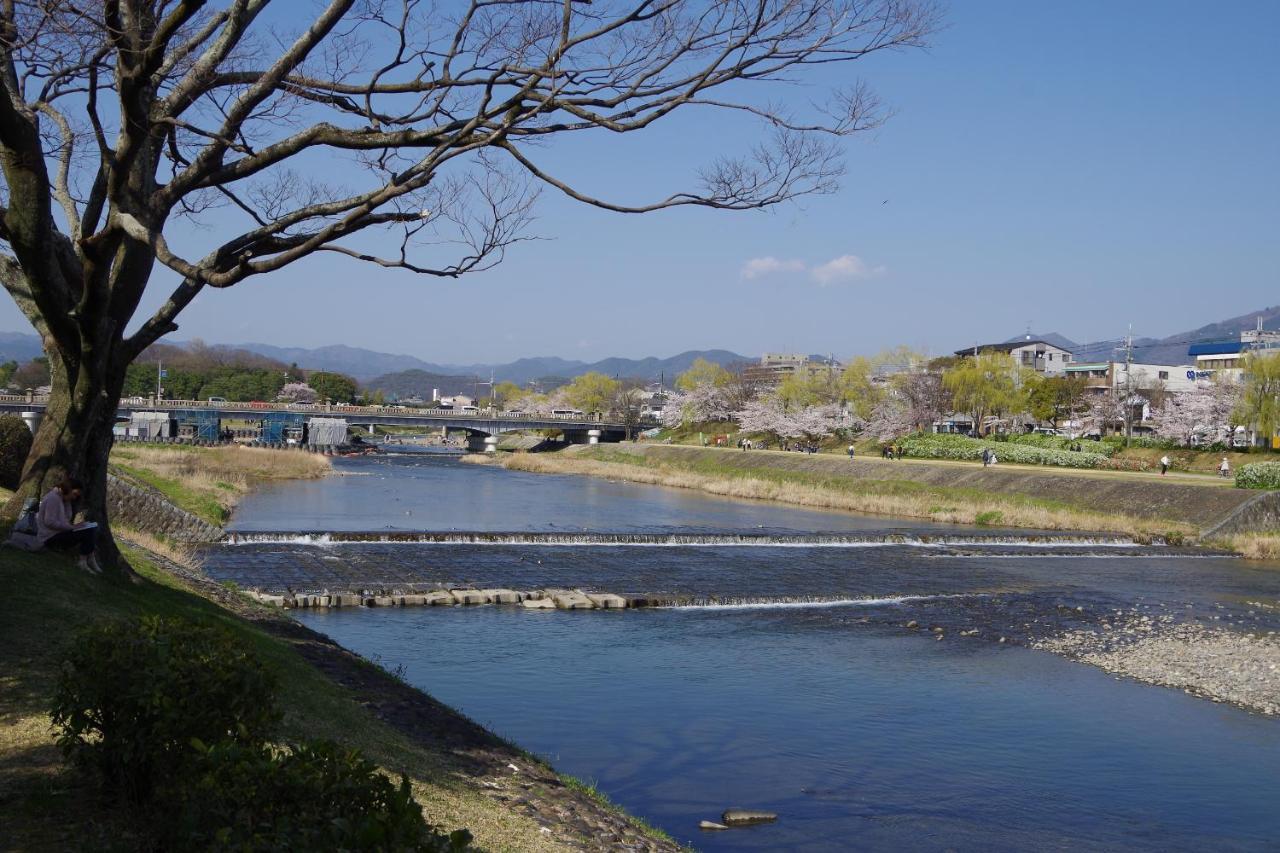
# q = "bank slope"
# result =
<box><xmin>0</xmin><ymin>545</ymin><xmax>680</xmax><ymax>851</ymax></box>
<box><xmin>503</xmin><ymin>445</ymin><xmax>1262</xmax><ymax>539</ymax></box>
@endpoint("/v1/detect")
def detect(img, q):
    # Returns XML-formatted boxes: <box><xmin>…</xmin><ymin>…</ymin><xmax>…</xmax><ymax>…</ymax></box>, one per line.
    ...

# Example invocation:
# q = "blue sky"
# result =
<box><xmin>3</xmin><ymin>0</ymin><xmax>1277</xmax><ymax>363</ymax></box>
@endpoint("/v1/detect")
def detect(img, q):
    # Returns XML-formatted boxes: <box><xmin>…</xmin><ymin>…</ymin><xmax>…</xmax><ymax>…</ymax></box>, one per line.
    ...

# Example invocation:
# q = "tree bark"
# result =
<box><xmin>4</xmin><ymin>334</ymin><xmax>127</xmax><ymax>571</ymax></box>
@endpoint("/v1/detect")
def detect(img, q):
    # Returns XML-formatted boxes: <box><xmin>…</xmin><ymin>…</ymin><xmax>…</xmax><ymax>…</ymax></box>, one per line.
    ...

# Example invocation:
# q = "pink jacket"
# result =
<box><xmin>37</xmin><ymin>489</ymin><xmax>75</xmax><ymax>545</ymax></box>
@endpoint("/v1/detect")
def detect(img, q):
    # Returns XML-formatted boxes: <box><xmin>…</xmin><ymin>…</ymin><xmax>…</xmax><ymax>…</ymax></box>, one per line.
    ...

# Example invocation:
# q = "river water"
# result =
<box><xmin>204</xmin><ymin>450</ymin><xmax>1280</xmax><ymax>851</ymax></box>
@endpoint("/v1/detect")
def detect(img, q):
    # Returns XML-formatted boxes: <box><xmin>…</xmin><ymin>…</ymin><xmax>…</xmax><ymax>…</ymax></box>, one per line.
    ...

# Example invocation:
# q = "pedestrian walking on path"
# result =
<box><xmin>1159</xmin><ymin>455</ymin><xmax>1171</xmax><ymax>476</ymax></box>
<box><xmin>1220</xmin><ymin>457</ymin><xmax>1231</xmax><ymax>478</ymax></box>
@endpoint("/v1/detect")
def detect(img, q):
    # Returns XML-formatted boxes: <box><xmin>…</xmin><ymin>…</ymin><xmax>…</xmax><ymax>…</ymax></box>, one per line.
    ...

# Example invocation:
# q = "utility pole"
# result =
<box><xmin>156</xmin><ymin>360</ymin><xmax>164</xmax><ymax>401</ymax></box>
<box><xmin>1123</xmin><ymin>325</ymin><xmax>1134</xmax><ymax>445</ymax></box>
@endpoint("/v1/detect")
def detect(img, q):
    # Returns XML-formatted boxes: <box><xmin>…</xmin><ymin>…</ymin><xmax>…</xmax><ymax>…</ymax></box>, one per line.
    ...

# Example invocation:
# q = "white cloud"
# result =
<box><xmin>809</xmin><ymin>254</ymin><xmax>885</xmax><ymax>285</ymax></box>
<box><xmin>739</xmin><ymin>256</ymin><xmax>805</xmax><ymax>280</ymax></box>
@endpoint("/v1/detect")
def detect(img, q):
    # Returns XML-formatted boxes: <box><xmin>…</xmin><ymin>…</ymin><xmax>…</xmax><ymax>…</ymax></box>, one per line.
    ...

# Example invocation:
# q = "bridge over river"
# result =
<box><xmin>0</xmin><ymin>394</ymin><xmax>629</xmax><ymax>446</ymax></box>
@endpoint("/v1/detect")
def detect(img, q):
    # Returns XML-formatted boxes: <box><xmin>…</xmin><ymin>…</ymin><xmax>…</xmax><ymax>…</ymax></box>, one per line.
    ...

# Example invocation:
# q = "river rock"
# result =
<box><xmin>586</xmin><ymin>593</ymin><xmax>628</xmax><ymax>609</ymax></box>
<box><xmin>485</xmin><ymin>589</ymin><xmax>523</xmax><ymax>604</ymax></box>
<box><xmin>699</xmin><ymin>821</ymin><xmax>729</xmax><ymax>831</ymax></box>
<box><xmin>722</xmin><ymin>809</ymin><xmax>777</xmax><ymax>826</ymax></box>
<box><xmin>424</xmin><ymin>590</ymin><xmax>456</xmax><ymax>606</ymax></box>
<box><xmin>521</xmin><ymin>598</ymin><xmax>555</xmax><ymax>609</ymax></box>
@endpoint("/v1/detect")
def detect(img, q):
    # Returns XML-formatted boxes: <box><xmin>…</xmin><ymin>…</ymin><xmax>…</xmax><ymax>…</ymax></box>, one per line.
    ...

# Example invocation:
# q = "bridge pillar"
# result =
<box><xmin>484</xmin><ymin>436</ymin><xmax>499</xmax><ymax>453</ymax></box>
<box><xmin>19</xmin><ymin>411</ymin><xmax>41</xmax><ymax>435</ymax></box>
<box><xmin>587</xmin><ymin>429</ymin><xmax>601</xmax><ymax>445</ymax></box>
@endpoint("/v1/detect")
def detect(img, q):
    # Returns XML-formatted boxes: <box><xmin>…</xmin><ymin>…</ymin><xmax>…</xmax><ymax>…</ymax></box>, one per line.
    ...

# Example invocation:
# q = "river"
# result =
<box><xmin>202</xmin><ymin>449</ymin><xmax>1280</xmax><ymax>851</ymax></box>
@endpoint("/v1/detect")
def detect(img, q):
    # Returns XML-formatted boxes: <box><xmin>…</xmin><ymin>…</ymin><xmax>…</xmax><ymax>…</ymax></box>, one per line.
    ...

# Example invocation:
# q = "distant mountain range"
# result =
<box><xmin>229</xmin><ymin>343</ymin><xmax>752</xmax><ymax>385</ymax></box>
<box><xmin>2</xmin><ymin>305</ymin><xmax>1277</xmax><ymax>382</ymax></box>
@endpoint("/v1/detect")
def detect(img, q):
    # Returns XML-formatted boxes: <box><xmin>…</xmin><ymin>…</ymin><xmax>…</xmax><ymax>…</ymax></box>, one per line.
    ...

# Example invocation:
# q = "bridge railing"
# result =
<box><xmin>1</xmin><ymin>394</ymin><xmax>627</xmax><ymax>428</ymax></box>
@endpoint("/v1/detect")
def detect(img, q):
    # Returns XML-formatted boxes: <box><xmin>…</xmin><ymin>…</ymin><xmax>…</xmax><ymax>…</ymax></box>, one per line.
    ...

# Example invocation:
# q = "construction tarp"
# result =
<box><xmin>307</xmin><ymin>417</ymin><xmax>348</xmax><ymax>447</ymax></box>
<box><xmin>130</xmin><ymin>411</ymin><xmax>173</xmax><ymax>439</ymax></box>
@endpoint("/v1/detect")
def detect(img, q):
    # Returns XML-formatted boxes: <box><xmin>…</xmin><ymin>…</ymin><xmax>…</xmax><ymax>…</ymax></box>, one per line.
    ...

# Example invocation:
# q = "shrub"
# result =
<box><xmin>899</xmin><ymin>434</ymin><xmax>1109</xmax><ymax>469</ymax></box>
<box><xmin>974</xmin><ymin>510</ymin><xmax>1004</xmax><ymax>527</ymax></box>
<box><xmin>50</xmin><ymin>616</ymin><xmax>280</xmax><ymax>806</ymax></box>
<box><xmin>1003</xmin><ymin>433</ymin><xmax>1115</xmax><ymax>456</ymax></box>
<box><xmin>1101</xmin><ymin>434</ymin><xmax>1178</xmax><ymax>451</ymax></box>
<box><xmin>0</xmin><ymin>414</ymin><xmax>32</xmax><ymax>489</ymax></box>
<box><xmin>1235</xmin><ymin>462</ymin><xmax>1280</xmax><ymax>490</ymax></box>
<box><xmin>167</xmin><ymin>740</ymin><xmax>471</xmax><ymax>852</ymax></box>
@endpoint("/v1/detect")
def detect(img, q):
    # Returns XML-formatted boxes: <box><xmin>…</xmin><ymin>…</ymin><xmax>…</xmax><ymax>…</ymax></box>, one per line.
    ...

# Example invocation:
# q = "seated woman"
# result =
<box><xmin>37</xmin><ymin>477</ymin><xmax>101</xmax><ymax>574</ymax></box>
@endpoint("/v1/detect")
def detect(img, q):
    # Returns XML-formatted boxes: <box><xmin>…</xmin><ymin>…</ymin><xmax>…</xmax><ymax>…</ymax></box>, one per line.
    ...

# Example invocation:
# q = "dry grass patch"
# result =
<box><xmin>502</xmin><ymin>453</ymin><xmax>1194</xmax><ymax>539</ymax></box>
<box><xmin>110</xmin><ymin>444</ymin><xmax>330</xmax><ymax>525</ymax></box>
<box><xmin>1227</xmin><ymin>533</ymin><xmax>1280</xmax><ymax>561</ymax></box>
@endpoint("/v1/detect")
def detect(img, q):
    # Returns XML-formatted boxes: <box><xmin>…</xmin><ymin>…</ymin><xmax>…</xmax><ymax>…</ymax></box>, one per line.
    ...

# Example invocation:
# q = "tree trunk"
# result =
<box><xmin>4</xmin><ymin>338</ymin><xmax>127</xmax><ymax>571</ymax></box>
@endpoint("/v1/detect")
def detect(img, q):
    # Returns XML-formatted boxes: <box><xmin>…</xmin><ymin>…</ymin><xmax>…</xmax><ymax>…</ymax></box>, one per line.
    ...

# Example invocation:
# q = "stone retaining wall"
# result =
<box><xmin>1202</xmin><ymin>490</ymin><xmax>1280</xmax><ymax>538</ymax></box>
<box><xmin>106</xmin><ymin>473</ymin><xmax>224</xmax><ymax>543</ymax></box>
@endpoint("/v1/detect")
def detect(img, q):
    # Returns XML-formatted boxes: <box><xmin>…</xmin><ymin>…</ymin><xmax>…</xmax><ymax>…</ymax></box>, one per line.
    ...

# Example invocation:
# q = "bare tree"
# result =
<box><xmin>0</xmin><ymin>0</ymin><xmax>936</xmax><ymax>566</ymax></box>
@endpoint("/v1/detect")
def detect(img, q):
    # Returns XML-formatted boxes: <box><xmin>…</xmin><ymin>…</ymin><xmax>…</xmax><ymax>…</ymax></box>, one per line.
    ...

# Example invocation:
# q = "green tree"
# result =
<box><xmin>564</xmin><ymin>372</ymin><xmax>621</xmax><ymax>414</ymax></box>
<box><xmin>943</xmin><ymin>353</ymin><xmax>1024</xmax><ymax>436</ymax></box>
<box><xmin>0</xmin><ymin>359</ymin><xmax>16</xmax><ymax>388</ymax></box>
<box><xmin>776</xmin><ymin>369</ymin><xmax>839</xmax><ymax>410</ymax></box>
<box><xmin>1237</xmin><ymin>352</ymin><xmax>1280</xmax><ymax>446</ymax></box>
<box><xmin>307</xmin><ymin>372</ymin><xmax>359</xmax><ymax>404</ymax></box>
<box><xmin>838</xmin><ymin>356</ymin><xmax>882</xmax><ymax>419</ymax></box>
<box><xmin>676</xmin><ymin>359</ymin><xmax>732</xmax><ymax>391</ymax></box>
<box><xmin>492</xmin><ymin>381</ymin><xmax>523</xmax><ymax>407</ymax></box>
<box><xmin>1026</xmin><ymin>375</ymin><xmax>1089</xmax><ymax>429</ymax></box>
<box><xmin>11</xmin><ymin>356</ymin><xmax>50</xmax><ymax>390</ymax></box>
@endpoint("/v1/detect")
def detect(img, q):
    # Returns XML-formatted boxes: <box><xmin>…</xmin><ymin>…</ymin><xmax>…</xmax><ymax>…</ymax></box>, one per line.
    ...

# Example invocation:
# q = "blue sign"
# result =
<box><xmin>1186</xmin><ymin>370</ymin><xmax>1195</xmax><ymax>380</ymax></box>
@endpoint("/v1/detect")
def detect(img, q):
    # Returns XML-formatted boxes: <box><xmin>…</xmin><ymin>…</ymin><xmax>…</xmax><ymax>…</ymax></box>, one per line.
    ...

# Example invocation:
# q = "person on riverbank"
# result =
<box><xmin>981</xmin><ymin>447</ymin><xmax>991</xmax><ymax>467</ymax></box>
<box><xmin>1159</xmin><ymin>455</ymin><xmax>1171</xmax><ymax>476</ymax></box>
<box><xmin>37</xmin><ymin>477</ymin><xmax>101</xmax><ymax>574</ymax></box>
<box><xmin>1220</xmin><ymin>457</ymin><xmax>1231</xmax><ymax>478</ymax></box>
<box><xmin>847</xmin><ymin>444</ymin><xmax>855</xmax><ymax>459</ymax></box>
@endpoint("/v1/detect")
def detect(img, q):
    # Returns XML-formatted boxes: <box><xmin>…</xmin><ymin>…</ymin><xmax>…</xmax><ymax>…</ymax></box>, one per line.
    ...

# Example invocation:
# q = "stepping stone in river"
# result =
<box><xmin>483</xmin><ymin>589</ymin><xmax>523</xmax><ymax>604</ymax></box>
<box><xmin>585</xmin><ymin>593</ymin><xmax>628</xmax><ymax>609</ymax></box>
<box><xmin>424</xmin><ymin>590</ymin><xmax>456</xmax><ymax>606</ymax></box>
<box><xmin>521</xmin><ymin>598</ymin><xmax>555</xmax><ymax>609</ymax></box>
<box><xmin>552</xmin><ymin>591</ymin><xmax>595</xmax><ymax>610</ymax></box>
<box><xmin>450</xmin><ymin>589</ymin><xmax>490</xmax><ymax>605</ymax></box>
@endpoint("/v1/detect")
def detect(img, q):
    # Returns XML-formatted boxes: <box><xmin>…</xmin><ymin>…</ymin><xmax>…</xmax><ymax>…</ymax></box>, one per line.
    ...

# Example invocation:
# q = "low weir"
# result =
<box><xmin>225</xmin><ymin>530</ymin><xmax>1155</xmax><ymax>547</ymax></box>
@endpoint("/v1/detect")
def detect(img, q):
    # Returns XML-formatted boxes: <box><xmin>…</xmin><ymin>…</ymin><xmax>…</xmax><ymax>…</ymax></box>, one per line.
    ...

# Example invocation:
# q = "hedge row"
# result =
<box><xmin>1235</xmin><ymin>462</ymin><xmax>1280</xmax><ymax>490</ymax></box>
<box><xmin>995</xmin><ymin>433</ymin><xmax>1116</xmax><ymax>457</ymax></box>
<box><xmin>898</xmin><ymin>433</ymin><xmax>1109</xmax><ymax>469</ymax></box>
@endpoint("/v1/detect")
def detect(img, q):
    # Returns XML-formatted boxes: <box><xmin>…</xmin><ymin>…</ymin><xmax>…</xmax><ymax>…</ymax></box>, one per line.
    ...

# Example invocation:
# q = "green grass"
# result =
<box><xmin>0</xmin><ymin>547</ymin><xmax>581</xmax><ymax>850</ymax></box>
<box><xmin>111</xmin><ymin>461</ymin><xmax>230</xmax><ymax>525</ymax></box>
<box><xmin>560</xmin><ymin>773</ymin><xmax>686</xmax><ymax>849</ymax></box>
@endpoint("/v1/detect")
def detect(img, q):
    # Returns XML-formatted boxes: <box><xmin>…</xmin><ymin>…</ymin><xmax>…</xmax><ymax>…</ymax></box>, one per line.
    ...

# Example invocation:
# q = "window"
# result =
<box><xmin>1158</xmin><ymin>370</ymin><xmax>1169</xmax><ymax>380</ymax></box>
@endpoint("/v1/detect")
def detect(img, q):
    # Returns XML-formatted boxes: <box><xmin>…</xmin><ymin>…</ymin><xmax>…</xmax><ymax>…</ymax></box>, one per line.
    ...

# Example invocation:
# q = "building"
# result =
<box><xmin>742</xmin><ymin>353</ymin><xmax>842</xmax><ymax>386</ymax></box>
<box><xmin>1064</xmin><ymin>361</ymin><xmax>1201</xmax><ymax>396</ymax></box>
<box><xmin>437</xmin><ymin>394</ymin><xmax>475</xmax><ymax>410</ymax></box>
<box><xmin>1187</xmin><ymin>322</ymin><xmax>1280</xmax><ymax>377</ymax></box>
<box><xmin>953</xmin><ymin>338</ymin><xmax>1073</xmax><ymax>375</ymax></box>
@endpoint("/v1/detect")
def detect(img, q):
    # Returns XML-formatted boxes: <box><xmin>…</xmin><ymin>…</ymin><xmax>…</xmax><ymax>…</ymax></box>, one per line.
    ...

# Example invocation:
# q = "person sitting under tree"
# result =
<box><xmin>37</xmin><ymin>477</ymin><xmax>101</xmax><ymax>574</ymax></box>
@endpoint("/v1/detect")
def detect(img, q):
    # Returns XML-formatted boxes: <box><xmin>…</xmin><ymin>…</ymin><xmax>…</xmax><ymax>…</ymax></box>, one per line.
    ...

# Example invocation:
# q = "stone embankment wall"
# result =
<box><xmin>106</xmin><ymin>473</ymin><xmax>224</xmax><ymax>543</ymax></box>
<box><xmin>1202</xmin><ymin>490</ymin><xmax>1280</xmax><ymax>538</ymax></box>
<box><xmin>574</xmin><ymin>444</ymin><xmax>1264</xmax><ymax>532</ymax></box>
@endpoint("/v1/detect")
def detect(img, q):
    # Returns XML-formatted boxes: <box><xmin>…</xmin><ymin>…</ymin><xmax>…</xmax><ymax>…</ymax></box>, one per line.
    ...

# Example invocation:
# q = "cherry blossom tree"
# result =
<box><xmin>278</xmin><ymin>382</ymin><xmax>317</xmax><ymax>404</ymax></box>
<box><xmin>865</xmin><ymin>395</ymin><xmax>913</xmax><ymax>441</ymax></box>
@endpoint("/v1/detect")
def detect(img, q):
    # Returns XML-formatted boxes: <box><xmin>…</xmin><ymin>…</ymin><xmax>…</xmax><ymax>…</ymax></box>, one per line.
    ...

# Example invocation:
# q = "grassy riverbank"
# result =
<box><xmin>487</xmin><ymin>445</ymin><xmax>1259</xmax><ymax>541</ymax></box>
<box><xmin>109</xmin><ymin>444</ymin><xmax>331</xmax><ymax>526</ymax></box>
<box><xmin>0</xmin><ymin>544</ymin><xmax>680</xmax><ymax>851</ymax></box>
